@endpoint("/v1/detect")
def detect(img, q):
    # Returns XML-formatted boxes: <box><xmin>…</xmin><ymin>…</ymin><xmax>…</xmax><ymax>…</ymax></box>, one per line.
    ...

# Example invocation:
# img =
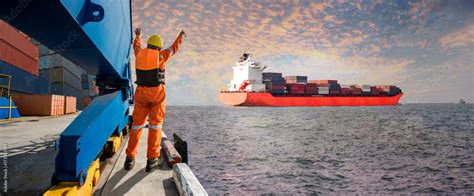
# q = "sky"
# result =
<box><xmin>131</xmin><ymin>0</ymin><xmax>474</xmax><ymax>105</ymax></box>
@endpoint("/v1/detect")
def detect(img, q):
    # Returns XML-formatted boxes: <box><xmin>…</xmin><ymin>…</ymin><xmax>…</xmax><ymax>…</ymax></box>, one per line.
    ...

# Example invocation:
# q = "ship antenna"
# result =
<box><xmin>244</xmin><ymin>46</ymin><xmax>252</xmax><ymax>58</ymax></box>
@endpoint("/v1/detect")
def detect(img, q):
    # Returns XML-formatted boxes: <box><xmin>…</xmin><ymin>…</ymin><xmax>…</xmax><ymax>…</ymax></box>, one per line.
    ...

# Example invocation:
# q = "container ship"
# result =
<box><xmin>219</xmin><ymin>53</ymin><xmax>403</xmax><ymax>107</ymax></box>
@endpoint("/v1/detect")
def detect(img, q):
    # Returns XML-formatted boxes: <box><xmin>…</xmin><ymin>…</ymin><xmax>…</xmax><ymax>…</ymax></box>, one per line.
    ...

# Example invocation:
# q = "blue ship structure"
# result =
<box><xmin>1</xmin><ymin>0</ymin><xmax>134</xmax><ymax>193</ymax></box>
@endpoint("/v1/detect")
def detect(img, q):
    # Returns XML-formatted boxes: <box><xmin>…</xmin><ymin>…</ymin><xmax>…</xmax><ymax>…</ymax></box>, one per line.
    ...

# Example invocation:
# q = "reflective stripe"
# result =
<box><xmin>131</xmin><ymin>125</ymin><xmax>142</xmax><ymax>130</ymax></box>
<box><xmin>169</xmin><ymin>48</ymin><xmax>175</xmax><ymax>55</ymax></box>
<box><xmin>159</xmin><ymin>53</ymin><xmax>163</xmax><ymax>60</ymax></box>
<box><xmin>150</xmin><ymin>125</ymin><xmax>162</xmax><ymax>129</ymax></box>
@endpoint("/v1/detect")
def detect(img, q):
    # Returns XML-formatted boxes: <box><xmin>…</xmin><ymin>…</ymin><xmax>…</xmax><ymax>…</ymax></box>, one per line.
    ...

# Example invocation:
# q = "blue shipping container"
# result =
<box><xmin>51</xmin><ymin>83</ymin><xmax>82</xmax><ymax>97</ymax></box>
<box><xmin>263</xmin><ymin>72</ymin><xmax>283</xmax><ymax>81</ymax></box>
<box><xmin>81</xmin><ymin>74</ymin><xmax>95</xmax><ymax>90</ymax></box>
<box><xmin>0</xmin><ymin>60</ymin><xmax>49</xmax><ymax>94</ymax></box>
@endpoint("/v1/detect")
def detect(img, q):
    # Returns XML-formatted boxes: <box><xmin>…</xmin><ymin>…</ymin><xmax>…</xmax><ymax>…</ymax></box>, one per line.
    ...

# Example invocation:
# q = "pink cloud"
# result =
<box><xmin>130</xmin><ymin>0</ymin><xmax>472</xmax><ymax>104</ymax></box>
<box><xmin>438</xmin><ymin>23</ymin><xmax>474</xmax><ymax>49</ymax></box>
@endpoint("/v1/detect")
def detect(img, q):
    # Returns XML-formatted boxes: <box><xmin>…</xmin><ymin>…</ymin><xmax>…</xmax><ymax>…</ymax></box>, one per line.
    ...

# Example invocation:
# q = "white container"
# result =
<box><xmin>319</xmin><ymin>91</ymin><xmax>329</xmax><ymax>95</ymax></box>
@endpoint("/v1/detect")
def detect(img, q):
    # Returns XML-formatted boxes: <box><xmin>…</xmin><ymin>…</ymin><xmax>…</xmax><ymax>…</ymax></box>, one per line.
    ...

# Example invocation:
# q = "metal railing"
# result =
<box><xmin>0</xmin><ymin>74</ymin><xmax>12</xmax><ymax>97</ymax></box>
<box><xmin>0</xmin><ymin>74</ymin><xmax>18</xmax><ymax>120</ymax></box>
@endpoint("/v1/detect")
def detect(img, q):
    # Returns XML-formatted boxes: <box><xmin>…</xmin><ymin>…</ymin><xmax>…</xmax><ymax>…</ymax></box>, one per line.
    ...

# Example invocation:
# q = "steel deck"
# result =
<box><xmin>96</xmin><ymin>127</ymin><xmax>178</xmax><ymax>195</ymax></box>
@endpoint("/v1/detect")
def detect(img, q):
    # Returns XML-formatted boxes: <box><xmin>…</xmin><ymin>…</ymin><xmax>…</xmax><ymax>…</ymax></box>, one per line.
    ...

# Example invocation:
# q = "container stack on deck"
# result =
<box><xmin>81</xmin><ymin>74</ymin><xmax>96</xmax><ymax>96</ymax></box>
<box><xmin>262</xmin><ymin>72</ymin><xmax>285</xmax><ymax>94</ymax></box>
<box><xmin>262</xmin><ymin>72</ymin><xmax>401</xmax><ymax>97</ymax></box>
<box><xmin>39</xmin><ymin>44</ymin><xmax>85</xmax><ymax>109</ymax></box>
<box><xmin>0</xmin><ymin>20</ymin><xmax>49</xmax><ymax>95</ymax></box>
<box><xmin>377</xmin><ymin>85</ymin><xmax>401</xmax><ymax>96</ymax></box>
<box><xmin>305</xmin><ymin>83</ymin><xmax>318</xmax><ymax>95</ymax></box>
<box><xmin>284</xmin><ymin>76</ymin><xmax>308</xmax><ymax>84</ymax></box>
<box><xmin>362</xmin><ymin>85</ymin><xmax>371</xmax><ymax>95</ymax></box>
<box><xmin>39</xmin><ymin>49</ymin><xmax>84</xmax><ymax>97</ymax></box>
<box><xmin>284</xmin><ymin>76</ymin><xmax>307</xmax><ymax>95</ymax></box>
<box><xmin>350</xmin><ymin>85</ymin><xmax>363</xmax><ymax>95</ymax></box>
<box><xmin>308</xmin><ymin>80</ymin><xmax>341</xmax><ymax>95</ymax></box>
<box><xmin>340</xmin><ymin>85</ymin><xmax>352</xmax><ymax>95</ymax></box>
<box><xmin>0</xmin><ymin>20</ymin><xmax>86</xmax><ymax>116</ymax></box>
<box><xmin>286</xmin><ymin>83</ymin><xmax>305</xmax><ymax>95</ymax></box>
<box><xmin>0</xmin><ymin>20</ymin><xmax>38</xmax><ymax>75</ymax></box>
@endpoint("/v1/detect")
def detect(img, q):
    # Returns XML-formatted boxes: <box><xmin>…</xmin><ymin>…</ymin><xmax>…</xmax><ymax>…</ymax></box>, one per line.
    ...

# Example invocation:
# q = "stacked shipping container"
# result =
<box><xmin>0</xmin><ymin>60</ymin><xmax>49</xmax><ymax>94</ymax></box>
<box><xmin>0</xmin><ymin>20</ymin><xmax>38</xmax><ymax>76</ymax></box>
<box><xmin>0</xmin><ymin>20</ymin><xmax>49</xmax><ymax>95</ymax></box>
<box><xmin>286</xmin><ymin>83</ymin><xmax>305</xmax><ymax>95</ymax></box>
<box><xmin>81</xmin><ymin>74</ymin><xmax>96</xmax><ymax>96</ymax></box>
<box><xmin>39</xmin><ymin>45</ymin><xmax>85</xmax><ymax>109</ymax></box>
<box><xmin>376</xmin><ymin>85</ymin><xmax>401</xmax><ymax>95</ymax></box>
<box><xmin>341</xmin><ymin>87</ymin><xmax>352</xmax><ymax>95</ymax></box>
<box><xmin>362</xmin><ymin>85</ymin><xmax>371</xmax><ymax>95</ymax></box>
<box><xmin>262</xmin><ymin>72</ymin><xmax>401</xmax><ymax>97</ymax></box>
<box><xmin>263</xmin><ymin>72</ymin><xmax>285</xmax><ymax>94</ymax></box>
<box><xmin>370</xmin><ymin>86</ymin><xmax>380</xmax><ymax>95</ymax></box>
<box><xmin>39</xmin><ymin>54</ymin><xmax>84</xmax><ymax>95</ymax></box>
<box><xmin>12</xmin><ymin>95</ymin><xmax>64</xmax><ymax>116</ymax></box>
<box><xmin>305</xmin><ymin>83</ymin><xmax>318</xmax><ymax>95</ymax></box>
<box><xmin>263</xmin><ymin>72</ymin><xmax>283</xmax><ymax>81</ymax></box>
<box><xmin>318</xmin><ymin>86</ymin><xmax>329</xmax><ymax>95</ymax></box>
<box><xmin>307</xmin><ymin>80</ymin><xmax>341</xmax><ymax>95</ymax></box>
<box><xmin>38</xmin><ymin>44</ymin><xmax>50</xmax><ymax>69</ymax></box>
<box><xmin>0</xmin><ymin>20</ymin><xmax>89</xmax><ymax>112</ymax></box>
<box><xmin>308</xmin><ymin>80</ymin><xmax>338</xmax><ymax>85</ymax></box>
<box><xmin>350</xmin><ymin>85</ymin><xmax>363</xmax><ymax>95</ymax></box>
<box><xmin>284</xmin><ymin>76</ymin><xmax>307</xmax><ymax>83</ymax></box>
<box><xmin>329</xmin><ymin>83</ymin><xmax>341</xmax><ymax>95</ymax></box>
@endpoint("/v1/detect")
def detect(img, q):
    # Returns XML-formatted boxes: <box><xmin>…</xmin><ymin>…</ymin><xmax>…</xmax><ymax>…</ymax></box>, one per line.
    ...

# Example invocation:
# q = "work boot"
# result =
<box><xmin>124</xmin><ymin>156</ymin><xmax>135</xmax><ymax>170</ymax></box>
<box><xmin>145</xmin><ymin>157</ymin><xmax>163</xmax><ymax>172</ymax></box>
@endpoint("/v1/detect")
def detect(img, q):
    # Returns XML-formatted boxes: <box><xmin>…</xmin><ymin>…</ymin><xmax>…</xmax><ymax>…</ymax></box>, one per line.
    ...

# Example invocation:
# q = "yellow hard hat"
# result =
<box><xmin>147</xmin><ymin>35</ymin><xmax>163</xmax><ymax>48</ymax></box>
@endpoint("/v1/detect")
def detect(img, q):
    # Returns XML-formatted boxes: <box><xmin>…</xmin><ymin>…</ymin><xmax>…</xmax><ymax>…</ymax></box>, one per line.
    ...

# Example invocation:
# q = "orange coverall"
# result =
<box><xmin>126</xmin><ymin>34</ymin><xmax>183</xmax><ymax>159</ymax></box>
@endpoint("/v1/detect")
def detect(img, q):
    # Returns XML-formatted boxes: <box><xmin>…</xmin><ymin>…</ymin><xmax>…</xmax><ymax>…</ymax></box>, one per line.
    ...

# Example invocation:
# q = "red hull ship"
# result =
<box><xmin>219</xmin><ymin>92</ymin><xmax>403</xmax><ymax>107</ymax></box>
<box><xmin>220</xmin><ymin>54</ymin><xmax>403</xmax><ymax>107</ymax></box>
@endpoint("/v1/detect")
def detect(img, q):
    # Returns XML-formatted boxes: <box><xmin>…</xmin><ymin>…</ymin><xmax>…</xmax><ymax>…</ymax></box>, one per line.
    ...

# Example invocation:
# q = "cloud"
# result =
<box><xmin>130</xmin><ymin>0</ymin><xmax>474</xmax><ymax>104</ymax></box>
<box><xmin>438</xmin><ymin>23</ymin><xmax>474</xmax><ymax>49</ymax></box>
<box><xmin>311</xmin><ymin>2</ymin><xmax>326</xmax><ymax>12</ymax></box>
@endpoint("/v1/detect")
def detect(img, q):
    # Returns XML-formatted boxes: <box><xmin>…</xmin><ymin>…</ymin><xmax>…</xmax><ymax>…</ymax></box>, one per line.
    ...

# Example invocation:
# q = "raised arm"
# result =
<box><xmin>133</xmin><ymin>28</ymin><xmax>142</xmax><ymax>56</ymax></box>
<box><xmin>160</xmin><ymin>30</ymin><xmax>186</xmax><ymax>64</ymax></box>
<box><xmin>168</xmin><ymin>30</ymin><xmax>185</xmax><ymax>56</ymax></box>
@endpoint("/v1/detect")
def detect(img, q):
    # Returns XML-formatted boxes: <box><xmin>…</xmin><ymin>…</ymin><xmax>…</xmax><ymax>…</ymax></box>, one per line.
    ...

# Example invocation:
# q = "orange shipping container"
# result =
<box><xmin>0</xmin><ymin>20</ymin><xmax>38</xmax><ymax>76</ymax></box>
<box><xmin>64</xmin><ymin>96</ymin><xmax>76</xmax><ymax>114</ymax></box>
<box><xmin>308</xmin><ymin>80</ymin><xmax>338</xmax><ymax>85</ymax></box>
<box><xmin>0</xmin><ymin>41</ymin><xmax>38</xmax><ymax>76</ymax></box>
<box><xmin>341</xmin><ymin>87</ymin><xmax>352</xmax><ymax>95</ymax></box>
<box><xmin>12</xmin><ymin>95</ymin><xmax>64</xmax><ymax>116</ymax></box>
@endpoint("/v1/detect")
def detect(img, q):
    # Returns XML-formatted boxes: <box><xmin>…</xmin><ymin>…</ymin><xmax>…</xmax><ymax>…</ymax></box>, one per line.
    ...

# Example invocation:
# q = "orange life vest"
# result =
<box><xmin>135</xmin><ymin>48</ymin><xmax>165</xmax><ymax>86</ymax></box>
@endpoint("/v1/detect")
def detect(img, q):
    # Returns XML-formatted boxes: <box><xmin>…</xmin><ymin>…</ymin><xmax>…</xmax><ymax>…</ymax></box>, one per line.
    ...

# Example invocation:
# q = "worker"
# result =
<box><xmin>124</xmin><ymin>27</ymin><xmax>185</xmax><ymax>172</ymax></box>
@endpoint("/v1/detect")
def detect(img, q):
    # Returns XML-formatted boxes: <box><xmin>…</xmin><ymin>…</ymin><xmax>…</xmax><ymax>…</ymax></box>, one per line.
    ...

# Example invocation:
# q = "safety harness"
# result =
<box><xmin>135</xmin><ymin>68</ymin><xmax>165</xmax><ymax>87</ymax></box>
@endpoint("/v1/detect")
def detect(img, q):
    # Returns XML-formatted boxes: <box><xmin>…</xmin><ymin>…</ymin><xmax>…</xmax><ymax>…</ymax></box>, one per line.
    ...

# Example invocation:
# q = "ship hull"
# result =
<box><xmin>219</xmin><ymin>92</ymin><xmax>403</xmax><ymax>107</ymax></box>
